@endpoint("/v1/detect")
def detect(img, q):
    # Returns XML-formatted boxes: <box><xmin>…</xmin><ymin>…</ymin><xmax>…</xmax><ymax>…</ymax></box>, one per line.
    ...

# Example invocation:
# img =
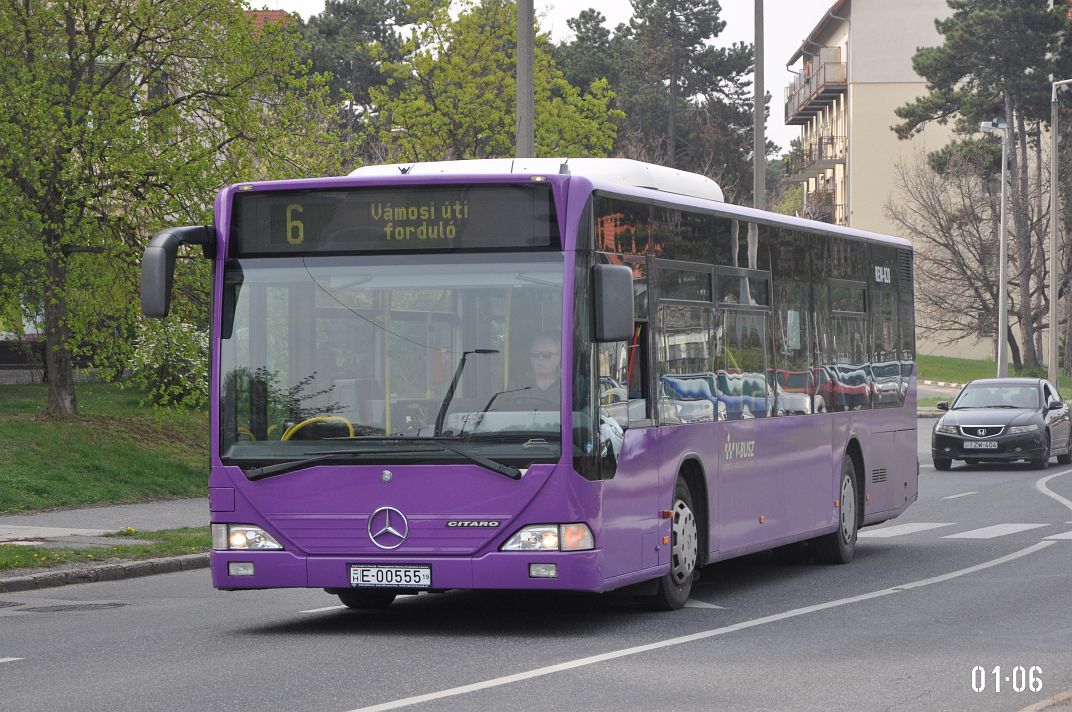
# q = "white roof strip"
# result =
<box><xmin>350</xmin><ymin>157</ymin><xmax>725</xmax><ymax>203</ymax></box>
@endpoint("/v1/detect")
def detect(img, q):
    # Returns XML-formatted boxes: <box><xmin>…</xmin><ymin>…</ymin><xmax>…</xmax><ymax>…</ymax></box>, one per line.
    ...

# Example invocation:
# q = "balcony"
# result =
<box><xmin>786</xmin><ymin>134</ymin><xmax>846</xmax><ymax>182</ymax></box>
<box><xmin>803</xmin><ymin>188</ymin><xmax>845</xmax><ymax>225</ymax></box>
<box><xmin>784</xmin><ymin>55</ymin><xmax>847</xmax><ymax>126</ymax></box>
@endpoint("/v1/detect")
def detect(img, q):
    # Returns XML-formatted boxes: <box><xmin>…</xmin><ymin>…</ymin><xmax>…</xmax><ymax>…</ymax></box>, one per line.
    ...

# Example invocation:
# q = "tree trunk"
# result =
<box><xmin>42</xmin><ymin>248</ymin><xmax>77</xmax><ymax>416</ymax></box>
<box><xmin>1008</xmin><ymin>327</ymin><xmax>1022</xmax><ymax>373</ymax></box>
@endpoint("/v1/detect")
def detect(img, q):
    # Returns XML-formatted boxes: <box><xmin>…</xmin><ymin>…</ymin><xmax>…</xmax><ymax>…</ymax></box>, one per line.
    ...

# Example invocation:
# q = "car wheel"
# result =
<box><xmin>812</xmin><ymin>454</ymin><xmax>858</xmax><ymax>564</ymax></box>
<box><xmin>1058</xmin><ymin>435</ymin><xmax>1072</xmax><ymax>465</ymax></box>
<box><xmin>933</xmin><ymin>457</ymin><xmax>952</xmax><ymax>471</ymax></box>
<box><xmin>638</xmin><ymin>477</ymin><xmax>698</xmax><ymax>611</ymax></box>
<box><xmin>337</xmin><ymin>590</ymin><xmax>397</xmax><ymax>610</ymax></box>
<box><xmin>1031</xmin><ymin>433</ymin><xmax>1050</xmax><ymax>470</ymax></box>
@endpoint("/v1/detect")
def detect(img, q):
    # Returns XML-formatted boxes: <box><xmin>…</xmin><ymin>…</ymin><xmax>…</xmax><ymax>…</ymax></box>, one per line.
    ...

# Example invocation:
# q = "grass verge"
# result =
<box><xmin>0</xmin><ymin>527</ymin><xmax>209</xmax><ymax>573</ymax></box>
<box><xmin>0</xmin><ymin>382</ymin><xmax>207</xmax><ymax>514</ymax></box>
<box><xmin>916</xmin><ymin>354</ymin><xmax>995</xmax><ymax>384</ymax></box>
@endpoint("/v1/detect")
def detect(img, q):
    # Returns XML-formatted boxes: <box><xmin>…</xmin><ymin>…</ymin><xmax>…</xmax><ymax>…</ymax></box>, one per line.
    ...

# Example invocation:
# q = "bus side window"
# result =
<box><xmin>718</xmin><ymin>310</ymin><xmax>771</xmax><ymax>420</ymax></box>
<box><xmin>599</xmin><ymin>323</ymin><xmax>649</xmax><ymax>428</ymax></box>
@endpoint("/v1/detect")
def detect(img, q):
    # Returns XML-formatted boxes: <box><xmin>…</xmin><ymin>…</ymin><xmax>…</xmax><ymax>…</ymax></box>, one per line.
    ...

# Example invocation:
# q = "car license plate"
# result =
<box><xmin>350</xmin><ymin>564</ymin><xmax>431</xmax><ymax>588</ymax></box>
<box><xmin>964</xmin><ymin>441</ymin><xmax>998</xmax><ymax>449</ymax></box>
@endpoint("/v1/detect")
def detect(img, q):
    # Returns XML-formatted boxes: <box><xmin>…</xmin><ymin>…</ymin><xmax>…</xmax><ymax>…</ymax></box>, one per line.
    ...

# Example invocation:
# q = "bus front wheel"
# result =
<box><xmin>337</xmin><ymin>590</ymin><xmax>397</xmax><ymax>610</ymax></box>
<box><xmin>639</xmin><ymin>477</ymin><xmax>698</xmax><ymax>611</ymax></box>
<box><xmin>812</xmin><ymin>454</ymin><xmax>858</xmax><ymax>565</ymax></box>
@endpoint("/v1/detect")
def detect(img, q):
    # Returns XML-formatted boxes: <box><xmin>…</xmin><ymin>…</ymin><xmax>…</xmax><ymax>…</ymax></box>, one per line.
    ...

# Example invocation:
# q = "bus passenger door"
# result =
<box><xmin>599</xmin><ymin>323</ymin><xmax>663</xmax><ymax>581</ymax></box>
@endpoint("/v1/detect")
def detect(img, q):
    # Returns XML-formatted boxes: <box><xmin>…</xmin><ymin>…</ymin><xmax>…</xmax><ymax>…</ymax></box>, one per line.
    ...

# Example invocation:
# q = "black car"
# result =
<box><xmin>931</xmin><ymin>378</ymin><xmax>1072</xmax><ymax>470</ymax></box>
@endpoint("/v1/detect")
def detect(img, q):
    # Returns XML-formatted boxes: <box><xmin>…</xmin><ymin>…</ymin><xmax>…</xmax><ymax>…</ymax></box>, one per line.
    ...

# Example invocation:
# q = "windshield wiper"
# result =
<box><xmin>244</xmin><ymin>449</ymin><xmax>404</xmax><ymax>480</ymax></box>
<box><xmin>434</xmin><ymin>348</ymin><xmax>499</xmax><ymax>436</ymax></box>
<box><xmin>320</xmin><ymin>436</ymin><xmax>522</xmax><ymax>480</ymax></box>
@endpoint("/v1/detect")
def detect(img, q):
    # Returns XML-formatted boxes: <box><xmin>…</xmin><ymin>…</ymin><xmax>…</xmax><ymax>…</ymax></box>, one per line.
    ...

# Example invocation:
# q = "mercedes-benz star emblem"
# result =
<box><xmin>381</xmin><ymin>469</ymin><xmax>393</xmax><ymax>483</ymax></box>
<box><xmin>368</xmin><ymin>506</ymin><xmax>408</xmax><ymax>550</ymax></box>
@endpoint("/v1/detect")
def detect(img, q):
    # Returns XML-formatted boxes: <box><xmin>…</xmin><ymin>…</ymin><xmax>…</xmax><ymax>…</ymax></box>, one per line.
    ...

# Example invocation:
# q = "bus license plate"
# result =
<box><xmin>964</xmin><ymin>441</ymin><xmax>998</xmax><ymax>449</ymax></box>
<box><xmin>350</xmin><ymin>564</ymin><xmax>431</xmax><ymax>588</ymax></box>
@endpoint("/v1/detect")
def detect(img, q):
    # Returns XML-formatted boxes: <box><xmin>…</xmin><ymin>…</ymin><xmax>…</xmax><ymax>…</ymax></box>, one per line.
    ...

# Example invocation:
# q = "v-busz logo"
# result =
<box><xmin>721</xmin><ymin>433</ymin><xmax>756</xmax><ymax>467</ymax></box>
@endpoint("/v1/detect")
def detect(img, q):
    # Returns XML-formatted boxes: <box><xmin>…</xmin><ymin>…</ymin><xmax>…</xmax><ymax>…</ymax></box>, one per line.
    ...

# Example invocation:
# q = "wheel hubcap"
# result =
<box><xmin>671</xmin><ymin>498</ymin><xmax>698</xmax><ymax>584</ymax></box>
<box><xmin>840</xmin><ymin>471</ymin><xmax>856</xmax><ymax>544</ymax></box>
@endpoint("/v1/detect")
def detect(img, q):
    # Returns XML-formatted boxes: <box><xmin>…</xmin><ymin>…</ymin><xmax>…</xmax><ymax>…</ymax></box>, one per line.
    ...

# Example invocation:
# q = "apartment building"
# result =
<box><xmin>782</xmin><ymin>0</ymin><xmax>994</xmax><ymax>358</ymax></box>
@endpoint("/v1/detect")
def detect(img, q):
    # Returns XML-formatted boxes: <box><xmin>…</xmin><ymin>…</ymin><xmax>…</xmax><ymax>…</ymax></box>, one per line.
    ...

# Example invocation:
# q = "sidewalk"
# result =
<box><xmin>0</xmin><ymin>498</ymin><xmax>209</xmax><ymax>593</ymax></box>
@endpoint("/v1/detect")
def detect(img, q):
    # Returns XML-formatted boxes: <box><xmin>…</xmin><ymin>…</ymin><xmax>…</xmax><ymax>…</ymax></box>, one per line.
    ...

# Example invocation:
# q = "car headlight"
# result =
<box><xmin>211</xmin><ymin>524</ymin><xmax>283</xmax><ymax>551</ymax></box>
<box><xmin>501</xmin><ymin>523</ymin><xmax>594</xmax><ymax>551</ymax></box>
<box><xmin>1008</xmin><ymin>423</ymin><xmax>1040</xmax><ymax>434</ymax></box>
<box><xmin>935</xmin><ymin>423</ymin><xmax>957</xmax><ymax>434</ymax></box>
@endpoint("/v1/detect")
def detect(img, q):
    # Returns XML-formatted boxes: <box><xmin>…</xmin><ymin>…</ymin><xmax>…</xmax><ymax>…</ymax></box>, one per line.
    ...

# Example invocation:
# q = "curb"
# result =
<box><xmin>1019</xmin><ymin>688</ymin><xmax>1072</xmax><ymax>711</ymax></box>
<box><xmin>0</xmin><ymin>553</ymin><xmax>208</xmax><ymax>593</ymax></box>
<box><xmin>917</xmin><ymin>408</ymin><xmax>942</xmax><ymax>419</ymax></box>
<box><xmin>920</xmin><ymin>379</ymin><xmax>965</xmax><ymax>389</ymax></box>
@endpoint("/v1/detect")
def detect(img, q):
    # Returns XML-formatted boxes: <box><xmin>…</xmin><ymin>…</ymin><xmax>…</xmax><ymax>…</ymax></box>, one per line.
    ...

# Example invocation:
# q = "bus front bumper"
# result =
<box><xmin>211</xmin><ymin>549</ymin><xmax>608</xmax><ymax>592</ymax></box>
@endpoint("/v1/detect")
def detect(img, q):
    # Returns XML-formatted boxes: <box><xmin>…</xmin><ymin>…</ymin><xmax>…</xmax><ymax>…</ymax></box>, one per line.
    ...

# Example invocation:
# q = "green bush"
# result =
<box><xmin>128</xmin><ymin>320</ymin><xmax>208</xmax><ymax>408</ymax></box>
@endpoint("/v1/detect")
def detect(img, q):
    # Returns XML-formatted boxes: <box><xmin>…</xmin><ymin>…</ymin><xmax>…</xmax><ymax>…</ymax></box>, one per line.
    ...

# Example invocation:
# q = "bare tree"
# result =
<box><xmin>887</xmin><ymin>153</ymin><xmax>1033</xmax><ymax>369</ymax></box>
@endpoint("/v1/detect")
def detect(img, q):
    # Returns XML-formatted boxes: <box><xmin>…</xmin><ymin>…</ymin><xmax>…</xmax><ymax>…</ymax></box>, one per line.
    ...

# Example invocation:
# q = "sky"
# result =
<box><xmin>260</xmin><ymin>0</ymin><xmax>836</xmax><ymax>152</ymax></box>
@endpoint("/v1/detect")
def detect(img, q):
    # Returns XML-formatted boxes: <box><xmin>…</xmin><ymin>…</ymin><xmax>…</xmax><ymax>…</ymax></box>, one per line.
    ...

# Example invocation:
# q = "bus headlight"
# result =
<box><xmin>501</xmin><ymin>523</ymin><xmax>594</xmax><ymax>552</ymax></box>
<box><xmin>212</xmin><ymin>524</ymin><xmax>283</xmax><ymax>551</ymax></box>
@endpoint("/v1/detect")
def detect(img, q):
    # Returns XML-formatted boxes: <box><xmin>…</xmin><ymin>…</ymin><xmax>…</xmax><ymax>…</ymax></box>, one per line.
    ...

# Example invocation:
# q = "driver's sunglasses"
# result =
<box><xmin>531</xmin><ymin>351</ymin><xmax>559</xmax><ymax>359</ymax></box>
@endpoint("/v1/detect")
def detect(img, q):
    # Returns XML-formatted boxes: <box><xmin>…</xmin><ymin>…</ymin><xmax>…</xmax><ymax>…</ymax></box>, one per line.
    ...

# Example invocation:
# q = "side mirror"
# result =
<box><xmin>593</xmin><ymin>264</ymin><xmax>634</xmax><ymax>343</ymax></box>
<box><xmin>1047</xmin><ymin>400</ymin><xmax>1064</xmax><ymax>411</ymax></box>
<box><xmin>141</xmin><ymin>226</ymin><xmax>214</xmax><ymax>318</ymax></box>
<box><xmin>936</xmin><ymin>401</ymin><xmax>949</xmax><ymax>411</ymax></box>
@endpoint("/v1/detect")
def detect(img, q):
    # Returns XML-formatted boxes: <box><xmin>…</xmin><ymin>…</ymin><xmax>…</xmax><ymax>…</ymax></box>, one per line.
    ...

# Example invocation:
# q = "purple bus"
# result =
<box><xmin>141</xmin><ymin>158</ymin><xmax>918</xmax><ymax>611</ymax></box>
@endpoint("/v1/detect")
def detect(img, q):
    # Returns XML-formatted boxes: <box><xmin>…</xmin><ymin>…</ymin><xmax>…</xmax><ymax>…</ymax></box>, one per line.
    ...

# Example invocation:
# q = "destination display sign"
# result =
<box><xmin>230</xmin><ymin>184</ymin><xmax>559</xmax><ymax>255</ymax></box>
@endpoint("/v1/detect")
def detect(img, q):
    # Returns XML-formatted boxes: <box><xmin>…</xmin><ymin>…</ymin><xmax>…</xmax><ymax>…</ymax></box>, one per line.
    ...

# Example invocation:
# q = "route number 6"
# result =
<box><xmin>286</xmin><ymin>204</ymin><xmax>304</xmax><ymax>245</ymax></box>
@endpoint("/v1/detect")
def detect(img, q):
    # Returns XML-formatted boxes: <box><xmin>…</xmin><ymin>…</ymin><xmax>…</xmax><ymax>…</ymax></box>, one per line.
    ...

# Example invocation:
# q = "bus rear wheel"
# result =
<box><xmin>639</xmin><ymin>477</ymin><xmax>698</xmax><ymax>611</ymax></box>
<box><xmin>812</xmin><ymin>454</ymin><xmax>858</xmax><ymax>565</ymax></box>
<box><xmin>337</xmin><ymin>590</ymin><xmax>397</xmax><ymax>610</ymax></box>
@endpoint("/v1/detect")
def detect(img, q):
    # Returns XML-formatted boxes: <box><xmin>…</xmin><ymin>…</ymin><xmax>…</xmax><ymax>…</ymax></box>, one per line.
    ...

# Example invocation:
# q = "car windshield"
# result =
<box><xmin>954</xmin><ymin>385</ymin><xmax>1039</xmax><ymax>410</ymax></box>
<box><xmin>219</xmin><ymin>252</ymin><xmax>565</xmax><ymax>468</ymax></box>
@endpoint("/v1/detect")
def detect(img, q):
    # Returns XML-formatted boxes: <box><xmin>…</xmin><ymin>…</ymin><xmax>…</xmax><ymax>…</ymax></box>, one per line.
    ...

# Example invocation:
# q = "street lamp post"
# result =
<box><xmin>981</xmin><ymin>119</ymin><xmax>1009</xmax><ymax>377</ymax></box>
<box><xmin>1050</xmin><ymin>79</ymin><xmax>1072</xmax><ymax>386</ymax></box>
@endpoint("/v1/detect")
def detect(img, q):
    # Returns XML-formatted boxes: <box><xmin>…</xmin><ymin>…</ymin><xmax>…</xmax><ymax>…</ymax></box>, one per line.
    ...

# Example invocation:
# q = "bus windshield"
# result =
<box><xmin>219</xmin><ymin>252</ymin><xmax>565</xmax><ymax>468</ymax></box>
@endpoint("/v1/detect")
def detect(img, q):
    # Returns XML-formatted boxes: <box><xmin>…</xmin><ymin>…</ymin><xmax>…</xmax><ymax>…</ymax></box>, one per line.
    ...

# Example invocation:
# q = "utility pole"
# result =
<box><xmin>980</xmin><ymin>120</ymin><xmax>1010</xmax><ymax>377</ymax></box>
<box><xmin>753</xmin><ymin>0</ymin><xmax>765</xmax><ymax>210</ymax></box>
<box><xmin>516</xmin><ymin>0</ymin><xmax>535</xmax><ymax>158</ymax></box>
<box><xmin>1050</xmin><ymin>79</ymin><xmax>1072</xmax><ymax>386</ymax></box>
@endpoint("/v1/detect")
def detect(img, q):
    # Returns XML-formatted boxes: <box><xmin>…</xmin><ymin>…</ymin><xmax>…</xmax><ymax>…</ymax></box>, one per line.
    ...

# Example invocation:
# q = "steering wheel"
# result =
<box><xmin>281</xmin><ymin>415</ymin><xmax>356</xmax><ymax>441</ymax></box>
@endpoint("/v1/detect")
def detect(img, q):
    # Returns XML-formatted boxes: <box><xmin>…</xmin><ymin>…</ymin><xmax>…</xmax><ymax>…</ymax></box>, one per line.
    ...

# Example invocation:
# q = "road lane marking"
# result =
<box><xmin>1036</xmin><ymin>468</ymin><xmax>1072</xmax><ymax>515</ymax></box>
<box><xmin>683</xmin><ymin>599</ymin><xmax>724</xmax><ymax>609</ymax></box>
<box><xmin>0</xmin><ymin>658</ymin><xmax>24</xmax><ymax>664</ymax></box>
<box><xmin>858</xmin><ymin>522</ymin><xmax>954</xmax><ymax>538</ymax></box>
<box><xmin>942</xmin><ymin>523</ymin><xmax>1047</xmax><ymax>539</ymax></box>
<box><xmin>1043</xmin><ymin>530</ymin><xmax>1072</xmax><ymax>540</ymax></box>
<box><xmin>346</xmin><ymin>541</ymin><xmax>1055</xmax><ymax>712</ymax></box>
<box><xmin>300</xmin><ymin>605</ymin><xmax>347</xmax><ymax>614</ymax></box>
<box><xmin>942</xmin><ymin>491</ymin><xmax>978</xmax><ymax>500</ymax></box>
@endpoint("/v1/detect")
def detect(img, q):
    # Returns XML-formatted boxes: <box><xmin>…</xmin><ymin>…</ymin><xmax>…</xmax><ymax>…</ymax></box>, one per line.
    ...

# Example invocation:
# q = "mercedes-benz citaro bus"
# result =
<box><xmin>141</xmin><ymin>158</ymin><xmax>918</xmax><ymax>611</ymax></box>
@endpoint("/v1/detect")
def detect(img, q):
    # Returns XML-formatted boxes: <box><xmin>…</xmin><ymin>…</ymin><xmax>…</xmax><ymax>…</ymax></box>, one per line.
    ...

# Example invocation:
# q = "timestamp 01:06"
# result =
<box><xmin>971</xmin><ymin>666</ymin><xmax>1042</xmax><ymax>693</ymax></box>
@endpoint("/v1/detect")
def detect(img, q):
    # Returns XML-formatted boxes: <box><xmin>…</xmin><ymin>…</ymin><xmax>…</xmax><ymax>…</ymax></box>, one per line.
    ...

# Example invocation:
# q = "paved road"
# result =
<box><xmin>1</xmin><ymin>426</ymin><xmax>1069</xmax><ymax>712</ymax></box>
